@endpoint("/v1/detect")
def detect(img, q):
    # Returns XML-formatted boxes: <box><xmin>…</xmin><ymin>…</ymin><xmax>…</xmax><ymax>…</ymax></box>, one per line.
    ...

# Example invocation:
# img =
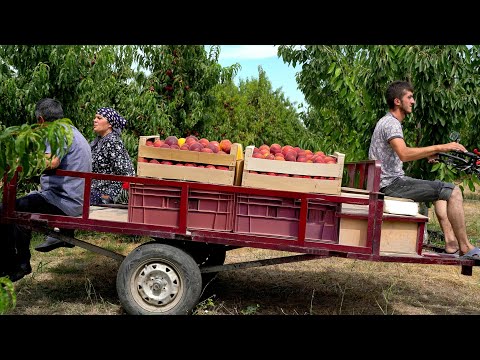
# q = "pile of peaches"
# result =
<box><xmin>138</xmin><ymin>135</ymin><xmax>233</xmax><ymax>170</ymax></box>
<box><xmin>249</xmin><ymin>143</ymin><xmax>337</xmax><ymax>179</ymax></box>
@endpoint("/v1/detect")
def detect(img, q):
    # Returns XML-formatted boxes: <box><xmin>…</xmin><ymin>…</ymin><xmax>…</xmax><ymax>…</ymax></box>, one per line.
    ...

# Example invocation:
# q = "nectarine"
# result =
<box><xmin>219</xmin><ymin>139</ymin><xmax>232</xmax><ymax>154</ymax></box>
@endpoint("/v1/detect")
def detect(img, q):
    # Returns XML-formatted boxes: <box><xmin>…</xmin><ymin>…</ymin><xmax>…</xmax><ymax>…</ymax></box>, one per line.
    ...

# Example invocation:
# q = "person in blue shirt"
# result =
<box><xmin>0</xmin><ymin>98</ymin><xmax>92</xmax><ymax>281</ymax></box>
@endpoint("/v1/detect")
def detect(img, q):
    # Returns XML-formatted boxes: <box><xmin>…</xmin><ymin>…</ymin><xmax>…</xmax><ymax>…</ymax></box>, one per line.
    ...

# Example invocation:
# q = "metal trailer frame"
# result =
<box><xmin>1</xmin><ymin>160</ymin><xmax>477</xmax><ymax>314</ymax></box>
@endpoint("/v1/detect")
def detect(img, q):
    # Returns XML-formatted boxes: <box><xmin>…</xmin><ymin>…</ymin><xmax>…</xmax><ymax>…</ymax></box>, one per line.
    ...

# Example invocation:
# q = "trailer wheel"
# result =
<box><xmin>116</xmin><ymin>243</ymin><xmax>202</xmax><ymax>315</ymax></box>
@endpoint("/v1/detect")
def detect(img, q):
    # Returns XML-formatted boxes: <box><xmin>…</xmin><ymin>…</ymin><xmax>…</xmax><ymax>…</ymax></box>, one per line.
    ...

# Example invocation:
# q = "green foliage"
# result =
<box><xmin>3</xmin><ymin>44</ymin><xmax>480</xmax><ymax>188</ymax></box>
<box><xmin>204</xmin><ymin>66</ymin><xmax>310</xmax><ymax>148</ymax></box>
<box><xmin>0</xmin><ymin>45</ymin><xmax>239</xmax><ymax>182</ymax></box>
<box><xmin>0</xmin><ymin>119</ymin><xmax>73</xmax><ymax>185</ymax></box>
<box><xmin>278</xmin><ymin>45</ymin><xmax>480</xmax><ymax>182</ymax></box>
<box><xmin>0</xmin><ymin>276</ymin><xmax>16</xmax><ymax>314</ymax></box>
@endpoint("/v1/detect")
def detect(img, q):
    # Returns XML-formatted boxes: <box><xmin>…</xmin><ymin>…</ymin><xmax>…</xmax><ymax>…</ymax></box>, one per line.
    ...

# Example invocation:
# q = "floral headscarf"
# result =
<box><xmin>97</xmin><ymin>107</ymin><xmax>127</xmax><ymax>134</ymax></box>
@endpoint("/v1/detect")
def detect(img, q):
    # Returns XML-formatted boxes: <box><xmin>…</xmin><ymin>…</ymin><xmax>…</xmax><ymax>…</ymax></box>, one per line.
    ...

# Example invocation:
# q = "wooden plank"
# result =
<box><xmin>136</xmin><ymin>162</ymin><xmax>235</xmax><ymax>185</ymax></box>
<box><xmin>341</xmin><ymin>186</ymin><xmax>414</xmax><ymax>202</ymax></box>
<box><xmin>89</xmin><ymin>206</ymin><xmax>128</xmax><ymax>222</ymax></box>
<box><xmin>340</xmin><ymin>203</ymin><xmax>427</xmax><ymax>219</ymax></box>
<box><xmin>242</xmin><ymin>171</ymin><xmax>341</xmax><ymax>194</ymax></box>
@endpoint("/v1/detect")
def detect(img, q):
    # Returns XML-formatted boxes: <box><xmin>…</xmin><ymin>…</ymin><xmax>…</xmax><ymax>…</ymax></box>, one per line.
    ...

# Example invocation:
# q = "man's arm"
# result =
<box><xmin>390</xmin><ymin>138</ymin><xmax>467</xmax><ymax>162</ymax></box>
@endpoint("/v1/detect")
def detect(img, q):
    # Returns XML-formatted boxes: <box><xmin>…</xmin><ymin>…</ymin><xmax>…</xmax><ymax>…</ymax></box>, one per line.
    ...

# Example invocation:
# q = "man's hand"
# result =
<box><xmin>45</xmin><ymin>154</ymin><xmax>60</xmax><ymax>170</ymax></box>
<box><xmin>440</xmin><ymin>142</ymin><xmax>467</xmax><ymax>153</ymax></box>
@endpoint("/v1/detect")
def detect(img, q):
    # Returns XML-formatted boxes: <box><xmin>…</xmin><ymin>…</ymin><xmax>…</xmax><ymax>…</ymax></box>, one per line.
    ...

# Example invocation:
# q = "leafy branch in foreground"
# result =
<box><xmin>0</xmin><ymin>276</ymin><xmax>16</xmax><ymax>314</ymax></box>
<box><xmin>0</xmin><ymin>119</ymin><xmax>73</xmax><ymax>185</ymax></box>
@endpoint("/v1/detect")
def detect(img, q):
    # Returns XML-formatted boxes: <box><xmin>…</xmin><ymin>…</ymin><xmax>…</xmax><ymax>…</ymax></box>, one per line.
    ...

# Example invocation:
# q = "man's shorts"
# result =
<box><xmin>380</xmin><ymin>176</ymin><xmax>455</xmax><ymax>202</ymax></box>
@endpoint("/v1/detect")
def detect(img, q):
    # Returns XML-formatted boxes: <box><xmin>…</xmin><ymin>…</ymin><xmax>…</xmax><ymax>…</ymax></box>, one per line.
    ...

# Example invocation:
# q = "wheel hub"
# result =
<box><xmin>136</xmin><ymin>263</ymin><xmax>180</xmax><ymax>306</ymax></box>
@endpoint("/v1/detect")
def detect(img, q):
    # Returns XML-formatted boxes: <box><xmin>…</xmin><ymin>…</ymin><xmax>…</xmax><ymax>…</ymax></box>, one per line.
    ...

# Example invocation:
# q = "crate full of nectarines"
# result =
<box><xmin>241</xmin><ymin>144</ymin><xmax>345</xmax><ymax>195</ymax></box>
<box><xmin>136</xmin><ymin>135</ymin><xmax>244</xmax><ymax>186</ymax></box>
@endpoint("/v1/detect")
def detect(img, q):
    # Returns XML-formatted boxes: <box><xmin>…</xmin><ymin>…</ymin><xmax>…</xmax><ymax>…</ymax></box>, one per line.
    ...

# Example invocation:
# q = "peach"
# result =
<box><xmin>270</xmin><ymin>143</ymin><xmax>282</xmax><ymax>154</ymax></box>
<box><xmin>281</xmin><ymin>145</ymin><xmax>294</xmax><ymax>156</ymax></box>
<box><xmin>259</xmin><ymin>149</ymin><xmax>270</xmax><ymax>158</ymax></box>
<box><xmin>153</xmin><ymin>139</ymin><xmax>164</xmax><ymax>147</ymax></box>
<box><xmin>199</xmin><ymin>138</ymin><xmax>210</xmax><ymax>147</ymax></box>
<box><xmin>164</xmin><ymin>135</ymin><xmax>178</xmax><ymax>146</ymax></box>
<box><xmin>219</xmin><ymin>139</ymin><xmax>232</xmax><ymax>154</ymax></box>
<box><xmin>185</xmin><ymin>135</ymin><xmax>198</xmax><ymax>143</ymax></box>
<box><xmin>145</xmin><ymin>140</ymin><xmax>154</xmax><ymax>147</ymax></box>
<box><xmin>189</xmin><ymin>142</ymin><xmax>203</xmax><ymax>152</ymax></box>
<box><xmin>285</xmin><ymin>152</ymin><xmax>297</xmax><ymax>162</ymax></box>
<box><xmin>209</xmin><ymin>140</ymin><xmax>220</xmax><ymax>149</ymax></box>
<box><xmin>259</xmin><ymin>144</ymin><xmax>270</xmax><ymax>152</ymax></box>
<box><xmin>206</xmin><ymin>143</ymin><xmax>219</xmax><ymax>153</ymax></box>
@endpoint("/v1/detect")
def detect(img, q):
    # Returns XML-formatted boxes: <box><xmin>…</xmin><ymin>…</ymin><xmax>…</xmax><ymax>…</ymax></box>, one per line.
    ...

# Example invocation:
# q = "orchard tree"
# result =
<box><xmin>278</xmin><ymin>45</ymin><xmax>480</xmax><ymax>189</ymax></box>
<box><xmin>0</xmin><ymin>45</ymin><xmax>239</xmax><ymax>188</ymax></box>
<box><xmin>129</xmin><ymin>45</ymin><xmax>240</xmax><ymax>139</ymax></box>
<box><xmin>204</xmin><ymin>66</ymin><xmax>310</xmax><ymax>148</ymax></box>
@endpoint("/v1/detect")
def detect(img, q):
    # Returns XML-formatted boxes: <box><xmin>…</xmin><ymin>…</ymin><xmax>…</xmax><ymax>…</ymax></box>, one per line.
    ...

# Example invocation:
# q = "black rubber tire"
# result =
<box><xmin>116</xmin><ymin>242</ymin><xmax>202</xmax><ymax>315</ymax></box>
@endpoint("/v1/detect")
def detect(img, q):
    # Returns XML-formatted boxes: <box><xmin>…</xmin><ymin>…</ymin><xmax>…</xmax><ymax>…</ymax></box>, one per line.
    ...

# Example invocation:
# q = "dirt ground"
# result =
<box><xmin>7</xmin><ymin>242</ymin><xmax>480</xmax><ymax>316</ymax></box>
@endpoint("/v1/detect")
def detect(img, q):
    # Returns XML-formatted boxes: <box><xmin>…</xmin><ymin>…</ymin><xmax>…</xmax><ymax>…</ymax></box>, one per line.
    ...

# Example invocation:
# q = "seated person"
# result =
<box><xmin>35</xmin><ymin>107</ymin><xmax>135</xmax><ymax>253</ymax></box>
<box><xmin>0</xmin><ymin>98</ymin><xmax>92</xmax><ymax>281</ymax></box>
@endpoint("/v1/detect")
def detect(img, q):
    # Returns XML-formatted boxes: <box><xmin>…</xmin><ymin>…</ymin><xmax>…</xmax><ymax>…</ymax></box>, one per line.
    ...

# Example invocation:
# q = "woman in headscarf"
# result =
<box><xmin>35</xmin><ymin>107</ymin><xmax>136</xmax><ymax>253</ymax></box>
<box><xmin>89</xmin><ymin>107</ymin><xmax>135</xmax><ymax>205</ymax></box>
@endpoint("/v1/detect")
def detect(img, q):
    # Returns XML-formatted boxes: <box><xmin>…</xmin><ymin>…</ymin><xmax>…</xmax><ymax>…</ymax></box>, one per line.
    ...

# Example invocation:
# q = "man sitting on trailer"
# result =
<box><xmin>368</xmin><ymin>80</ymin><xmax>480</xmax><ymax>260</ymax></box>
<box><xmin>0</xmin><ymin>98</ymin><xmax>92</xmax><ymax>282</ymax></box>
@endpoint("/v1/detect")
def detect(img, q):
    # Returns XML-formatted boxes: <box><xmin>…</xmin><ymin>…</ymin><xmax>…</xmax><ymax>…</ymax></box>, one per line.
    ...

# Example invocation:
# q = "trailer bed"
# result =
<box><xmin>1</xmin><ymin>160</ymin><xmax>478</xmax><ymax>314</ymax></box>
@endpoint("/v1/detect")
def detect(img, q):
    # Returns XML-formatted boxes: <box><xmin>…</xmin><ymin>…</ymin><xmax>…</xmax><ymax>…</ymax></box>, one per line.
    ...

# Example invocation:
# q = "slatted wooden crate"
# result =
<box><xmin>136</xmin><ymin>135</ymin><xmax>244</xmax><ymax>186</ymax></box>
<box><xmin>241</xmin><ymin>145</ymin><xmax>345</xmax><ymax>195</ymax></box>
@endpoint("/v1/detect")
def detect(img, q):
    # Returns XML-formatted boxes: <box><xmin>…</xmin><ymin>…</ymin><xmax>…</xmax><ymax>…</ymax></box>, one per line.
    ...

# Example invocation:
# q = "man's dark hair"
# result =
<box><xmin>35</xmin><ymin>98</ymin><xmax>64</xmax><ymax>122</ymax></box>
<box><xmin>386</xmin><ymin>81</ymin><xmax>414</xmax><ymax>109</ymax></box>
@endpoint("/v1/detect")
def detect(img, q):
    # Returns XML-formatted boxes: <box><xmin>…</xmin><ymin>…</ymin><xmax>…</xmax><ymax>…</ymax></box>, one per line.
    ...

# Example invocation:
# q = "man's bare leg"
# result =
<box><xmin>446</xmin><ymin>186</ymin><xmax>476</xmax><ymax>255</ymax></box>
<box><xmin>434</xmin><ymin>200</ymin><xmax>459</xmax><ymax>253</ymax></box>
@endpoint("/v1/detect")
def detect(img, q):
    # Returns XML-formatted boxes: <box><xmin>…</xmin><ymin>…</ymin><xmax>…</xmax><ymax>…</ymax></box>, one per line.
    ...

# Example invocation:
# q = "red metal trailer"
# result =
<box><xmin>1</xmin><ymin>160</ymin><xmax>477</xmax><ymax>315</ymax></box>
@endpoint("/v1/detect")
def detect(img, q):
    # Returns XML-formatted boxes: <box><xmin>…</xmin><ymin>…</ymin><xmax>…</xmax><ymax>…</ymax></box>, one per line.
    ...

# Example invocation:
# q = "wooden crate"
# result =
<box><xmin>241</xmin><ymin>145</ymin><xmax>345</xmax><ymax>195</ymax></box>
<box><xmin>339</xmin><ymin>218</ymin><xmax>420</xmax><ymax>255</ymax></box>
<box><xmin>338</xmin><ymin>201</ymin><xmax>427</xmax><ymax>255</ymax></box>
<box><xmin>137</xmin><ymin>135</ymin><xmax>244</xmax><ymax>186</ymax></box>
